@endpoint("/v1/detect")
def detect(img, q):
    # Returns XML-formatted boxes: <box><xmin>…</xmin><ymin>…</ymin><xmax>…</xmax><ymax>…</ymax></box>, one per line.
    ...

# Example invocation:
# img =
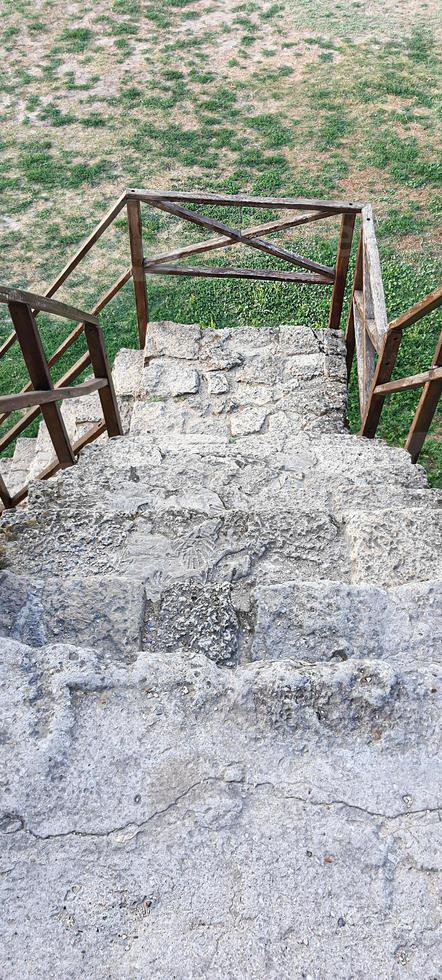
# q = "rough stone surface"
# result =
<box><xmin>0</xmin><ymin>321</ymin><xmax>441</xmax><ymax>978</ymax></box>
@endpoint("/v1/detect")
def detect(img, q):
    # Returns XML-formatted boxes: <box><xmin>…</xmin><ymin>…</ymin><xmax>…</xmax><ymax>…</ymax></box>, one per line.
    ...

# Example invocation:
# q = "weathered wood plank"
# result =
<box><xmin>7</xmin><ymin>302</ymin><xmax>75</xmax><ymax>468</ymax></box>
<box><xmin>142</xmin><ymin>198</ymin><xmax>335</xmax><ymax>277</ymax></box>
<box><xmin>361</xmin><ymin>205</ymin><xmax>388</xmax><ymax>348</ymax></box>
<box><xmin>388</xmin><ymin>283</ymin><xmax>442</xmax><ymax>332</ymax></box>
<box><xmin>374</xmin><ymin>365</ymin><xmax>442</xmax><ymax>395</ymax></box>
<box><xmin>144</xmin><ymin>263</ymin><xmax>332</xmax><ymax>284</ymax></box>
<box><xmin>353</xmin><ymin>289</ymin><xmax>382</xmax><ymax>353</ymax></box>
<box><xmin>353</xmin><ymin>292</ymin><xmax>377</xmax><ymax>419</ymax></box>
<box><xmin>143</xmin><ymin>211</ymin><xmax>331</xmax><ymax>268</ymax></box>
<box><xmin>360</xmin><ymin>328</ymin><xmax>403</xmax><ymax>438</ymax></box>
<box><xmin>127</xmin><ymin>199</ymin><xmax>149</xmax><ymax>347</ymax></box>
<box><xmin>0</xmin><ymin>268</ymin><xmax>132</xmax><ymax>427</ymax></box>
<box><xmin>43</xmin><ymin>192</ymin><xmax>127</xmax><ymax>300</ymax></box>
<box><xmin>0</xmin><ymin>285</ymin><xmax>99</xmax><ymax>325</ymax></box>
<box><xmin>328</xmin><ymin>213</ymin><xmax>356</xmax><ymax>329</ymax></box>
<box><xmin>84</xmin><ymin>323</ymin><xmax>123</xmax><ymax>437</ymax></box>
<box><xmin>0</xmin><ymin>351</ymin><xmax>91</xmax><ymax>453</ymax></box>
<box><xmin>344</xmin><ymin>231</ymin><xmax>363</xmax><ymax>379</ymax></box>
<box><xmin>0</xmin><ymin>377</ymin><xmax>107</xmax><ymax>414</ymax></box>
<box><xmin>128</xmin><ymin>188</ymin><xmax>362</xmax><ymax>214</ymax></box>
<box><xmin>405</xmin><ymin>329</ymin><xmax>442</xmax><ymax>462</ymax></box>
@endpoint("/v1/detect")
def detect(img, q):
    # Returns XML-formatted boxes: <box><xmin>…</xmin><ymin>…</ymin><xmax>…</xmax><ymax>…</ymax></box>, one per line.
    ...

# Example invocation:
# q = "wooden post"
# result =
<box><xmin>360</xmin><ymin>327</ymin><xmax>402</xmax><ymax>438</ymax></box>
<box><xmin>0</xmin><ymin>472</ymin><xmax>13</xmax><ymax>509</ymax></box>
<box><xmin>127</xmin><ymin>198</ymin><xmax>148</xmax><ymax>348</ymax></box>
<box><xmin>84</xmin><ymin>322</ymin><xmax>123</xmax><ymax>438</ymax></box>
<box><xmin>328</xmin><ymin>213</ymin><xmax>356</xmax><ymax>330</ymax></box>
<box><xmin>7</xmin><ymin>301</ymin><xmax>75</xmax><ymax>468</ymax></box>
<box><xmin>344</xmin><ymin>230</ymin><xmax>363</xmax><ymax>379</ymax></box>
<box><xmin>405</xmin><ymin>329</ymin><xmax>442</xmax><ymax>462</ymax></box>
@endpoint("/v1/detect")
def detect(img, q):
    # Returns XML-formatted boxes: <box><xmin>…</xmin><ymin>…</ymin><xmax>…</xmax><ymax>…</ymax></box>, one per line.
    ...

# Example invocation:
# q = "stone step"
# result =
<box><xmin>0</xmin><ymin>500</ymin><xmax>352</xmax><ymax>586</ymax></box>
<box><xmin>2</xmin><ymin>634</ymin><xmax>440</xmax><ymax>979</ymax></box>
<box><xmin>2</xmin><ymin>490</ymin><xmax>441</xmax><ymax>588</ymax></box>
<box><xmin>3</xmin><ymin>437</ymin><xmax>38</xmax><ymax>493</ymax></box>
<box><xmin>251</xmin><ymin>578</ymin><xmax>442</xmax><ymax>666</ymax></box>
<box><xmin>2</xmin><ymin>570</ymin><xmax>440</xmax><ymax>670</ymax></box>
<box><xmin>134</xmin><ymin>320</ymin><xmax>348</xmax><ymax>439</ymax></box>
<box><xmin>30</xmin><ymin>430</ymin><xmax>440</xmax><ymax>517</ymax></box>
<box><xmin>0</xmin><ymin>571</ymin><xmax>144</xmax><ymax>660</ymax></box>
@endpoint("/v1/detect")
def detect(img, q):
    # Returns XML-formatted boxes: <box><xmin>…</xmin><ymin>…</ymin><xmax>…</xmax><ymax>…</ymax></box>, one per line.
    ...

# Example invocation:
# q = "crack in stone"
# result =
<box><xmin>7</xmin><ymin>778</ymin><xmax>441</xmax><ymax>843</ymax></box>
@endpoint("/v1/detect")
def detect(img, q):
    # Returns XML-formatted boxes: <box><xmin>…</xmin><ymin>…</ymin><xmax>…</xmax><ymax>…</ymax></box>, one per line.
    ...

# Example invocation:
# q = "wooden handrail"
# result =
<box><xmin>0</xmin><ymin>296</ymin><xmax>122</xmax><ymax>510</ymax></box>
<box><xmin>142</xmin><ymin>263</ymin><xmax>332</xmax><ymax>284</ymax></box>
<box><xmin>0</xmin><ymin>285</ymin><xmax>99</xmax><ymax>325</ymax></box>
<box><xmin>1</xmin><ymin>186</ymin><xmax>439</xmax><ymax>493</ymax></box>
<box><xmin>0</xmin><ymin>377</ymin><xmax>107</xmax><ymax>413</ymax></box>
<box><xmin>387</xmin><ymin>284</ymin><xmax>442</xmax><ymax>333</ymax></box>
<box><xmin>127</xmin><ymin>188</ymin><xmax>363</xmax><ymax>214</ymax></box>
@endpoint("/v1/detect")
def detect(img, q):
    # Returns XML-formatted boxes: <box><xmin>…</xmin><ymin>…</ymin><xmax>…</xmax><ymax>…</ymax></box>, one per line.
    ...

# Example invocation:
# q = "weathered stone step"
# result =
<box><xmin>251</xmin><ymin>578</ymin><xmax>442</xmax><ymax>666</ymax></box>
<box><xmin>30</xmin><ymin>434</ymin><xmax>439</xmax><ymax>517</ymax></box>
<box><xmin>2</xmin><ymin>493</ymin><xmax>441</xmax><ymax>589</ymax></box>
<box><xmin>1</xmin><ymin>636</ymin><xmax>440</xmax><ymax>980</ymax></box>
<box><xmin>133</xmin><ymin>320</ymin><xmax>348</xmax><ymax>439</ymax></box>
<box><xmin>2</xmin><ymin>437</ymin><xmax>37</xmax><ymax>494</ymax></box>
<box><xmin>2</xmin><ymin>571</ymin><xmax>440</xmax><ymax>671</ymax></box>
<box><xmin>0</xmin><ymin>501</ymin><xmax>351</xmax><ymax>586</ymax></box>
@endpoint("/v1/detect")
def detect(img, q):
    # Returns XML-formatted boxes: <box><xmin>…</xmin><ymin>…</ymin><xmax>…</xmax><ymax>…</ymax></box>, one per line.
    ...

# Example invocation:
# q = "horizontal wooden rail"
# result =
<box><xmin>128</xmin><ymin>188</ymin><xmax>362</xmax><ymax>214</ymax></box>
<box><xmin>388</xmin><ymin>284</ymin><xmax>442</xmax><ymax>333</ymax></box>
<box><xmin>374</xmin><ymin>365</ymin><xmax>442</xmax><ymax>396</ymax></box>
<box><xmin>0</xmin><ymin>268</ymin><xmax>132</xmax><ymax>427</ymax></box>
<box><xmin>141</xmin><ymin>197</ymin><xmax>335</xmax><ymax>278</ymax></box>
<box><xmin>0</xmin><ymin>377</ymin><xmax>107</xmax><ymax>413</ymax></box>
<box><xmin>0</xmin><ymin>351</ymin><xmax>91</xmax><ymax>453</ymax></box>
<box><xmin>142</xmin><ymin>211</ymin><xmax>332</xmax><ymax>268</ymax></box>
<box><xmin>143</xmin><ymin>263</ymin><xmax>333</xmax><ymax>284</ymax></box>
<box><xmin>0</xmin><ymin>285</ymin><xmax>99</xmax><ymax>325</ymax></box>
<box><xmin>0</xmin><ymin>294</ymin><xmax>122</xmax><ymax>510</ymax></box>
<box><xmin>359</xmin><ymin>284</ymin><xmax>442</xmax><ymax>459</ymax></box>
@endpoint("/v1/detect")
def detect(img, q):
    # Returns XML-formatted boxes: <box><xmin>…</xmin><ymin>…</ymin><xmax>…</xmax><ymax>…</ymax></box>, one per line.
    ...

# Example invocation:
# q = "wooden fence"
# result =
<box><xmin>0</xmin><ymin>188</ymin><xmax>440</xmax><ymax>508</ymax></box>
<box><xmin>0</xmin><ymin>285</ymin><xmax>122</xmax><ymax>508</ymax></box>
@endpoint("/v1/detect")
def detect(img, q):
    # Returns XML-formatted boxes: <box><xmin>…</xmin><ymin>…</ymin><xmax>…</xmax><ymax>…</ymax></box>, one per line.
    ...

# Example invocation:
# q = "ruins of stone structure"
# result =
<box><xmin>1</xmin><ymin>321</ymin><xmax>441</xmax><ymax>977</ymax></box>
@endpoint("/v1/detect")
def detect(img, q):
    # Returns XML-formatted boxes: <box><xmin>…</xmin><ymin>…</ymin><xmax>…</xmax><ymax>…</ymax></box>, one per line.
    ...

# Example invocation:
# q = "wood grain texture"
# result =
<box><xmin>388</xmin><ymin>284</ymin><xmax>442</xmax><ymax>332</ymax></box>
<box><xmin>0</xmin><ymin>378</ymin><xmax>107</xmax><ymax>414</ymax></box>
<box><xmin>344</xmin><ymin>231</ymin><xmax>363</xmax><ymax>379</ymax></box>
<box><xmin>84</xmin><ymin>323</ymin><xmax>123</xmax><ymax>437</ymax></box>
<box><xmin>128</xmin><ymin>188</ymin><xmax>363</xmax><ymax>213</ymax></box>
<box><xmin>127</xmin><ymin>199</ymin><xmax>149</xmax><ymax>347</ymax></box>
<box><xmin>142</xmin><ymin>198</ymin><xmax>335</xmax><ymax>278</ymax></box>
<box><xmin>328</xmin><ymin>213</ymin><xmax>356</xmax><ymax>329</ymax></box>
<box><xmin>144</xmin><ymin>263</ymin><xmax>331</xmax><ymax>284</ymax></box>
<box><xmin>142</xmin><ymin>210</ymin><xmax>331</xmax><ymax>267</ymax></box>
<box><xmin>361</xmin><ymin>206</ymin><xmax>388</xmax><ymax>348</ymax></box>
<box><xmin>0</xmin><ymin>285</ymin><xmax>99</xmax><ymax>325</ymax></box>
<box><xmin>0</xmin><ymin>351</ymin><xmax>91</xmax><ymax>452</ymax></box>
<box><xmin>375</xmin><ymin>365</ymin><xmax>442</xmax><ymax>395</ymax></box>
<box><xmin>405</xmin><ymin>329</ymin><xmax>442</xmax><ymax>462</ymax></box>
<box><xmin>7</xmin><ymin>302</ymin><xmax>75</xmax><ymax>468</ymax></box>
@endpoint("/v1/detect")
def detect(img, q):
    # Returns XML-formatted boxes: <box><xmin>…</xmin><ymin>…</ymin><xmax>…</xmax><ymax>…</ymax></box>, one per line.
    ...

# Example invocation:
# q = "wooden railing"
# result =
<box><xmin>0</xmin><ymin>189</ymin><xmax>440</xmax><ymax>502</ymax></box>
<box><xmin>0</xmin><ymin>285</ymin><xmax>122</xmax><ymax>509</ymax></box>
<box><xmin>346</xmin><ymin>206</ymin><xmax>442</xmax><ymax>461</ymax></box>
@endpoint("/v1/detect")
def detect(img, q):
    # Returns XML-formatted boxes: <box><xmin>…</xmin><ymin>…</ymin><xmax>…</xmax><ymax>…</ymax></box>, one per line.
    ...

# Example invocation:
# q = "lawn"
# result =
<box><xmin>0</xmin><ymin>0</ymin><xmax>441</xmax><ymax>481</ymax></box>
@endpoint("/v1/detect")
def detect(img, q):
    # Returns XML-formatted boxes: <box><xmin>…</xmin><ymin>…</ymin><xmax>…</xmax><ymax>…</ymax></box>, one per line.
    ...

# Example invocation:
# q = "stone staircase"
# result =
<box><xmin>1</xmin><ymin>322</ymin><xmax>441</xmax><ymax>978</ymax></box>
